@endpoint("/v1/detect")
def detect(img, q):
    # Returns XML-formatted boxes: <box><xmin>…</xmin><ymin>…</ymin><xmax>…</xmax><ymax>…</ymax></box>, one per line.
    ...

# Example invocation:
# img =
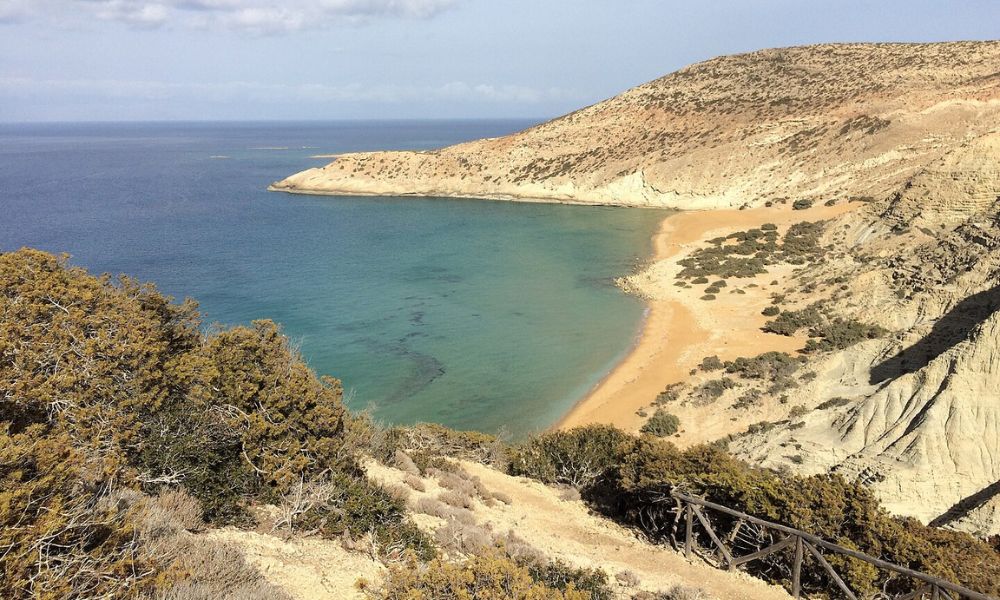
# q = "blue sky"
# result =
<box><xmin>2</xmin><ymin>0</ymin><xmax>999</xmax><ymax>121</ymax></box>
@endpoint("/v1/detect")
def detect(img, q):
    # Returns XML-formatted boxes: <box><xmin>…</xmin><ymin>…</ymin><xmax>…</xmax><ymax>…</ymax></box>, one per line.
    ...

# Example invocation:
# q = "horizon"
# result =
<box><xmin>3</xmin><ymin>0</ymin><xmax>1000</xmax><ymax>122</ymax></box>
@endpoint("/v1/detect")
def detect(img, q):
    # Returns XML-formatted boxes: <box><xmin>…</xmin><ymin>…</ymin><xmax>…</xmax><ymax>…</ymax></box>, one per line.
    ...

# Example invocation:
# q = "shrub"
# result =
<box><xmin>816</xmin><ymin>397</ymin><xmax>853</xmax><ymax>410</ymax></box>
<box><xmin>792</xmin><ymin>199</ymin><xmax>814</xmax><ymax>210</ymax></box>
<box><xmin>509</xmin><ymin>425</ymin><xmax>633</xmax><ymax>491</ymax></box>
<box><xmin>724</xmin><ymin>351</ymin><xmax>800</xmax><ymax>380</ymax></box>
<box><xmin>763</xmin><ymin>305</ymin><xmax>823</xmax><ymax>336</ymax></box>
<box><xmin>807</xmin><ymin>318</ymin><xmax>888</xmax><ymax>351</ymax></box>
<box><xmin>527</xmin><ymin>560</ymin><xmax>613</xmax><ymax>600</ymax></box>
<box><xmin>761</xmin><ymin>305</ymin><xmax>780</xmax><ymax>317</ymax></box>
<box><xmin>0</xmin><ymin>249</ymin><xmax>434</xmax><ymax>593</ymax></box>
<box><xmin>364</xmin><ymin>551</ymin><xmax>593</xmax><ymax>599</ymax></box>
<box><xmin>655</xmin><ymin>383</ymin><xmax>684</xmax><ymax>405</ymax></box>
<box><xmin>698</xmin><ymin>355</ymin><xmax>724</xmax><ymax>371</ymax></box>
<box><xmin>506</xmin><ymin>424</ymin><xmax>1000</xmax><ymax>598</ymax></box>
<box><xmin>0</xmin><ymin>428</ymin><xmax>153</xmax><ymax>600</ymax></box>
<box><xmin>640</xmin><ymin>410</ymin><xmax>680</xmax><ymax>437</ymax></box>
<box><xmin>695</xmin><ymin>377</ymin><xmax>736</xmax><ymax>400</ymax></box>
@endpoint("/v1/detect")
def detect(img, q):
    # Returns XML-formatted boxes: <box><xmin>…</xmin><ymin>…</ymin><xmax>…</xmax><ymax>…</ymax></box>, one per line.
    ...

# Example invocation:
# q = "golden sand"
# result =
<box><xmin>558</xmin><ymin>202</ymin><xmax>860</xmax><ymax>445</ymax></box>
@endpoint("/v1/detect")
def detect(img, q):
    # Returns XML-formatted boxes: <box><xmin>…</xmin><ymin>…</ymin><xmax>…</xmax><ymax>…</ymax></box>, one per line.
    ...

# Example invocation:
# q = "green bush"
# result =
<box><xmin>763</xmin><ymin>305</ymin><xmax>823</xmax><ymax>336</ymax></box>
<box><xmin>698</xmin><ymin>355</ymin><xmax>724</xmax><ymax>371</ymax></box>
<box><xmin>640</xmin><ymin>410</ymin><xmax>680</xmax><ymax>437</ymax></box>
<box><xmin>695</xmin><ymin>377</ymin><xmax>736</xmax><ymax>400</ymax></box>
<box><xmin>724</xmin><ymin>351</ymin><xmax>801</xmax><ymax>380</ymax></box>
<box><xmin>0</xmin><ymin>249</ymin><xmax>430</xmax><ymax>595</ymax></box>
<box><xmin>761</xmin><ymin>305</ymin><xmax>780</xmax><ymax>317</ymax></box>
<box><xmin>807</xmin><ymin>318</ymin><xmax>888</xmax><ymax>351</ymax></box>
<box><xmin>792</xmin><ymin>199</ymin><xmax>814</xmax><ymax>210</ymax></box>
<box><xmin>509</xmin><ymin>425</ymin><xmax>632</xmax><ymax>490</ymax></box>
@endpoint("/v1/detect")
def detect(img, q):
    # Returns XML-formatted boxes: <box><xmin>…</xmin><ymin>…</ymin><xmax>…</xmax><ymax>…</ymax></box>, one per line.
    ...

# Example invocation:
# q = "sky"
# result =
<box><xmin>1</xmin><ymin>0</ymin><xmax>999</xmax><ymax>122</ymax></box>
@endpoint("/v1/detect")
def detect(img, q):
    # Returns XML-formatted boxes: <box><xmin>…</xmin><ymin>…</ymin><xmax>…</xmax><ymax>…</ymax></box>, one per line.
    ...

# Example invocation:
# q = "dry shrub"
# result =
<box><xmin>438</xmin><ymin>490</ymin><xmax>474</xmax><ymax>510</ymax></box>
<box><xmin>153</xmin><ymin>537</ymin><xmax>291</xmax><ymax>600</ymax></box>
<box><xmin>492</xmin><ymin>490</ymin><xmax>513</xmax><ymax>505</ymax></box>
<box><xmin>363</xmin><ymin>550</ymin><xmax>590</xmax><ymax>600</ymax></box>
<box><xmin>413</xmin><ymin>497</ymin><xmax>477</xmax><ymax>526</ymax></box>
<box><xmin>403</xmin><ymin>474</ymin><xmax>426</xmax><ymax>492</ymax></box>
<box><xmin>272</xmin><ymin>478</ymin><xmax>342</xmax><ymax>535</ymax></box>
<box><xmin>142</xmin><ymin>488</ymin><xmax>204</xmax><ymax>538</ymax></box>
<box><xmin>558</xmin><ymin>486</ymin><xmax>582</xmax><ymax>502</ymax></box>
<box><xmin>435</xmin><ymin>470</ymin><xmax>478</xmax><ymax>498</ymax></box>
<box><xmin>616</xmin><ymin>569</ymin><xmax>641</xmax><ymax>587</ymax></box>
<box><xmin>434</xmin><ymin>521</ymin><xmax>495</xmax><ymax>556</ymax></box>
<box><xmin>661</xmin><ymin>584</ymin><xmax>710</xmax><ymax>600</ymax></box>
<box><xmin>393</xmin><ymin>450</ymin><xmax>420</xmax><ymax>476</ymax></box>
<box><xmin>382</xmin><ymin>482</ymin><xmax>411</xmax><ymax>504</ymax></box>
<box><xmin>394</xmin><ymin>423</ymin><xmax>509</xmax><ymax>469</ymax></box>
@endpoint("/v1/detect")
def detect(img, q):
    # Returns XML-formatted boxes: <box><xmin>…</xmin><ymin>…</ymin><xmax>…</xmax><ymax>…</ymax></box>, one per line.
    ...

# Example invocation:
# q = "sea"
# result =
<box><xmin>0</xmin><ymin>120</ymin><xmax>666</xmax><ymax>437</ymax></box>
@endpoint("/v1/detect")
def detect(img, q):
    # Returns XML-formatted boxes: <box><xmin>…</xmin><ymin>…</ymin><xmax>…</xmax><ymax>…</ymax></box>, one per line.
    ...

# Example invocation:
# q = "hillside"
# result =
<box><xmin>6</xmin><ymin>248</ymin><xmax>1000</xmax><ymax>599</ymax></box>
<box><xmin>271</xmin><ymin>41</ymin><xmax>1000</xmax><ymax>537</ymax></box>
<box><xmin>272</xmin><ymin>41</ymin><xmax>1000</xmax><ymax>209</ymax></box>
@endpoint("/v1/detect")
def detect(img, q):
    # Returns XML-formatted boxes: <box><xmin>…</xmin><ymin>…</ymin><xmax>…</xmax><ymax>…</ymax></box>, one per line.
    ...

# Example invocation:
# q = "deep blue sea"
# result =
<box><xmin>0</xmin><ymin>121</ymin><xmax>665</xmax><ymax>437</ymax></box>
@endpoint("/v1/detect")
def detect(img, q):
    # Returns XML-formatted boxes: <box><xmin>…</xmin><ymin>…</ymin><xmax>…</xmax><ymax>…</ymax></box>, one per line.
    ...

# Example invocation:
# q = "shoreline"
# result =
<box><xmin>557</xmin><ymin>201</ymin><xmax>862</xmax><ymax>444</ymax></box>
<box><xmin>268</xmin><ymin>184</ymin><xmax>657</xmax><ymax>208</ymax></box>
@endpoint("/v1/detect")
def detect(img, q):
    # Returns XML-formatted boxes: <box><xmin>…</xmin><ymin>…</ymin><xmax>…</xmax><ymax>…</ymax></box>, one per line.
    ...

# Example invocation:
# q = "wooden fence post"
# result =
<box><xmin>685</xmin><ymin>503</ymin><xmax>693</xmax><ymax>559</ymax></box>
<box><xmin>792</xmin><ymin>535</ymin><xmax>803</xmax><ymax>599</ymax></box>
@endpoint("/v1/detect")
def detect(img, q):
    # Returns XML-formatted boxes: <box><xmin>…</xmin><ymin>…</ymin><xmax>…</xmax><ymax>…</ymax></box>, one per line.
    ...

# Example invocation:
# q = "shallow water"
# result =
<box><xmin>0</xmin><ymin>121</ymin><xmax>666</xmax><ymax>437</ymax></box>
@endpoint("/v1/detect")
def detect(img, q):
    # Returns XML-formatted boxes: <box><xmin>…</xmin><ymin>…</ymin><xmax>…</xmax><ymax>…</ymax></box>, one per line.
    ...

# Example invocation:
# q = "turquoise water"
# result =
<box><xmin>0</xmin><ymin>121</ymin><xmax>666</xmax><ymax>437</ymax></box>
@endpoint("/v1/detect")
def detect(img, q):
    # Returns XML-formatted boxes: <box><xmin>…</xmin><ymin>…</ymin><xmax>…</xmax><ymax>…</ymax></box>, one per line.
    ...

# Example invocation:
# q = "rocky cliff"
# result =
<box><xmin>729</xmin><ymin>131</ymin><xmax>1000</xmax><ymax>534</ymax></box>
<box><xmin>273</xmin><ymin>41</ymin><xmax>1000</xmax><ymax>209</ymax></box>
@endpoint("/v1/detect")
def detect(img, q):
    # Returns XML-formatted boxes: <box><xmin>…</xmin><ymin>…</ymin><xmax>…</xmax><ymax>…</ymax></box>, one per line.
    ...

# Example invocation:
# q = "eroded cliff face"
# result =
<box><xmin>728</xmin><ymin>132</ymin><xmax>1000</xmax><ymax>534</ymax></box>
<box><xmin>273</xmin><ymin>42</ymin><xmax>1000</xmax><ymax>209</ymax></box>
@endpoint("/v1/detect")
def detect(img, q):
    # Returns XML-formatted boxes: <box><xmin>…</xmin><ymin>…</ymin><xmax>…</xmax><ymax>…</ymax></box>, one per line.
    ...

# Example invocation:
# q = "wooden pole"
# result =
<box><xmin>685</xmin><ymin>503</ymin><xmax>693</xmax><ymax>559</ymax></box>
<box><xmin>792</xmin><ymin>535</ymin><xmax>803</xmax><ymax>599</ymax></box>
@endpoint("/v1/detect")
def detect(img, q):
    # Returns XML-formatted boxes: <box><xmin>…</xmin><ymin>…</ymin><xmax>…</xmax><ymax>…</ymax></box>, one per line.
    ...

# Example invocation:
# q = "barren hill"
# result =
<box><xmin>272</xmin><ymin>41</ymin><xmax>1000</xmax><ymax>209</ymax></box>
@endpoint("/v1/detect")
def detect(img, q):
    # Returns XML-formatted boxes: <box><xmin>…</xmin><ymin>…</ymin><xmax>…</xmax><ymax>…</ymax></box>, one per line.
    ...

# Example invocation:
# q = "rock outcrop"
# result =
<box><xmin>273</xmin><ymin>41</ymin><xmax>1000</xmax><ymax>209</ymax></box>
<box><xmin>729</xmin><ymin>131</ymin><xmax>1000</xmax><ymax>534</ymax></box>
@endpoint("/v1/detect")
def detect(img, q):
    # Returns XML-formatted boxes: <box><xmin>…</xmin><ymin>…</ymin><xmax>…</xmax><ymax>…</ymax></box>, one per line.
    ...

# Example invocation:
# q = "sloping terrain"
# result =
<box><xmin>215</xmin><ymin>459</ymin><xmax>792</xmax><ymax>600</ymax></box>
<box><xmin>272</xmin><ymin>41</ymin><xmax>1000</xmax><ymax>209</ymax></box>
<box><xmin>270</xmin><ymin>41</ymin><xmax>1000</xmax><ymax>536</ymax></box>
<box><xmin>722</xmin><ymin>132</ymin><xmax>1000</xmax><ymax>532</ymax></box>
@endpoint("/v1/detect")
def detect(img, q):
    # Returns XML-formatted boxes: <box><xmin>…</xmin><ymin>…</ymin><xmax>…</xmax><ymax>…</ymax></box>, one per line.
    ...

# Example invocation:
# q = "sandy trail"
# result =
<box><xmin>365</xmin><ymin>459</ymin><xmax>794</xmax><ymax>600</ymax></box>
<box><xmin>558</xmin><ymin>202</ymin><xmax>861</xmax><ymax>445</ymax></box>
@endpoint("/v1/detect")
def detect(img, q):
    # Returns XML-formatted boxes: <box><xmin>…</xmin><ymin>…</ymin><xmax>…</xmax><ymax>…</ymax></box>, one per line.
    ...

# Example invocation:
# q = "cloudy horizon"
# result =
<box><xmin>2</xmin><ymin>0</ymin><xmax>999</xmax><ymax>122</ymax></box>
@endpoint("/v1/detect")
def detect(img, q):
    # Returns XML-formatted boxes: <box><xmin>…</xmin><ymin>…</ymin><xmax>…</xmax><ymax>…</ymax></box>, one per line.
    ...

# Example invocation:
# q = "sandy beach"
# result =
<box><xmin>558</xmin><ymin>201</ymin><xmax>861</xmax><ymax>445</ymax></box>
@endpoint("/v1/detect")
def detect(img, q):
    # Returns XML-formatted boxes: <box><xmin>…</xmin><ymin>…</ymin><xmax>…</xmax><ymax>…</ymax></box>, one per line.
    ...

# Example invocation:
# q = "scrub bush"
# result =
<box><xmin>640</xmin><ymin>409</ymin><xmax>680</xmax><ymax>437</ymax></box>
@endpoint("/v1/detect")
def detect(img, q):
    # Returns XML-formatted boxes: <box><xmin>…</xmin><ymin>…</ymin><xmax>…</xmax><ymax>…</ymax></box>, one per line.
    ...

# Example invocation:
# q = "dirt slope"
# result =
<box><xmin>272</xmin><ymin>41</ymin><xmax>1000</xmax><ymax>210</ymax></box>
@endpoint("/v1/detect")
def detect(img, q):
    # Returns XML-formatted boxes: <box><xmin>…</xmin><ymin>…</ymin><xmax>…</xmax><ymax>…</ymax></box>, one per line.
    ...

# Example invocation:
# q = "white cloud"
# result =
<box><xmin>0</xmin><ymin>0</ymin><xmax>462</xmax><ymax>32</ymax></box>
<box><xmin>0</xmin><ymin>76</ymin><xmax>579</xmax><ymax>105</ymax></box>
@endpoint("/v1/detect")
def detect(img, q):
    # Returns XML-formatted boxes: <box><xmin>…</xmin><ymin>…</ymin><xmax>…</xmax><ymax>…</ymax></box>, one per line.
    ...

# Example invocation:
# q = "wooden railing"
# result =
<box><xmin>671</xmin><ymin>491</ymin><xmax>997</xmax><ymax>600</ymax></box>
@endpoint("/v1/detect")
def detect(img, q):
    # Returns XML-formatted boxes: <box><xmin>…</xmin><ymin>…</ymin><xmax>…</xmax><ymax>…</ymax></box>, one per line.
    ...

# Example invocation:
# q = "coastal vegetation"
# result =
<box><xmin>4</xmin><ymin>248</ymin><xmax>999</xmax><ymax>600</ymax></box>
<box><xmin>676</xmin><ymin>220</ymin><xmax>825</xmax><ymax>283</ymax></box>
<box><xmin>508</xmin><ymin>427</ymin><xmax>1000</xmax><ymax>598</ymax></box>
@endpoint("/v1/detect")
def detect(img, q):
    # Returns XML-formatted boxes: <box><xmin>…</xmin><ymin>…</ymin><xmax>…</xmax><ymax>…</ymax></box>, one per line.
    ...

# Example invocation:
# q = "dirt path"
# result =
<box><xmin>366</xmin><ymin>460</ymin><xmax>794</xmax><ymax>600</ymax></box>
